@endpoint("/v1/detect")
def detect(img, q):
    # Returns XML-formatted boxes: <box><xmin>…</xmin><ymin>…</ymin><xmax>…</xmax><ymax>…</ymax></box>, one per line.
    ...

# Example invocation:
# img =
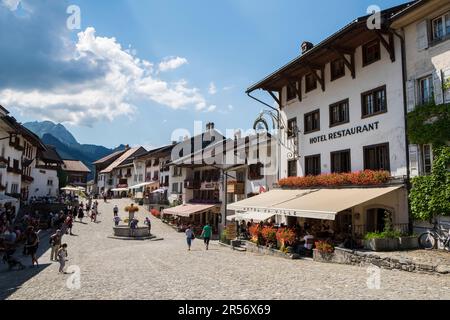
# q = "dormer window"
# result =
<box><xmin>286</xmin><ymin>83</ymin><xmax>297</xmax><ymax>101</ymax></box>
<box><xmin>305</xmin><ymin>73</ymin><xmax>317</xmax><ymax>92</ymax></box>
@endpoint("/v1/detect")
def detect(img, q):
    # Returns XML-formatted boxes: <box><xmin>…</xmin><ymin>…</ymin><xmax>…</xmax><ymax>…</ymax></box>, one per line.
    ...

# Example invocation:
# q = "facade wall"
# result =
<box><xmin>29</xmin><ymin>167</ymin><xmax>59</xmax><ymax>197</ymax></box>
<box><xmin>279</xmin><ymin>36</ymin><xmax>407</xmax><ymax>179</ymax></box>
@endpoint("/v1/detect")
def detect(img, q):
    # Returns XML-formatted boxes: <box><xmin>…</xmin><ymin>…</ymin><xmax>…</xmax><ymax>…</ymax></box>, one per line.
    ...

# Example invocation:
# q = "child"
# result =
<box><xmin>57</xmin><ymin>243</ymin><xmax>68</xmax><ymax>274</ymax></box>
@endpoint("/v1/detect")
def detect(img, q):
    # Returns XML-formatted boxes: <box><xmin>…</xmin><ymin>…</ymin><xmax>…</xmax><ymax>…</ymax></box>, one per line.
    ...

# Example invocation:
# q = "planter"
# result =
<box><xmin>313</xmin><ymin>249</ymin><xmax>335</xmax><ymax>263</ymax></box>
<box><xmin>364</xmin><ymin>238</ymin><xmax>399</xmax><ymax>251</ymax></box>
<box><xmin>113</xmin><ymin>226</ymin><xmax>150</xmax><ymax>238</ymax></box>
<box><xmin>398</xmin><ymin>236</ymin><xmax>419</xmax><ymax>250</ymax></box>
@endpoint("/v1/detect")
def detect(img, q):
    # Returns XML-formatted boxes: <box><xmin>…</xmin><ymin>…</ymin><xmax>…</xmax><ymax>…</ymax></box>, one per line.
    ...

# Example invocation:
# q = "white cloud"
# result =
<box><xmin>208</xmin><ymin>82</ymin><xmax>217</xmax><ymax>95</ymax></box>
<box><xmin>227</xmin><ymin>105</ymin><xmax>234</xmax><ymax>111</ymax></box>
<box><xmin>0</xmin><ymin>24</ymin><xmax>207</xmax><ymax>125</ymax></box>
<box><xmin>205</xmin><ymin>105</ymin><xmax>217</xmax><ymax>113</ymax></box>
<box><xmin>158</xmin><ymin>56</ymin><xmax>188</xmax><ymax>72</ymax></box>
<box><xmin>2</xmin><ymin>0</ymin><xmax>20</xmax><ymax>10</ymax></box>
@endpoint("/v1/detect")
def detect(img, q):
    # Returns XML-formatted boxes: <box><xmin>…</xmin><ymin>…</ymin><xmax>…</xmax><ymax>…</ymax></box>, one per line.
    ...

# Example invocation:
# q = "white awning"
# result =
<box><xmin>129</xmin><ymin>181</ymin><xmax>158</xmax><ymax>190</ymax></box>
<box><xmin>61</xmin><ymin>186</ymin><xmax>80</xmax><ymax>192</ymax></box>
<box><xmin>228</xmin><ymin>186</ymin><xmax>404</xmax><ymax>221</ymax></box>
<box><xmin>236</xmin><ymin>211</ymin><xmax>274</xmax><ymax>222</ymax></box>
<box><xmin>111</xmin><ymin>188</ymin><xmax>129</xmax><ymax>192</ymax></box>
<box><xmin>0</xmin><ymin>194</ymin><xmax>19</xmax><ymax>204</ymax></box>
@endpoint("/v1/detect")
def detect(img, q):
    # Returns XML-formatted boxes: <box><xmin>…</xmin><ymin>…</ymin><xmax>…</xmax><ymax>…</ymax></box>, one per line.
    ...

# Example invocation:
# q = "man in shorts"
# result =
<box><xmin>201</xmin><ymin>223</ymin><xmax>212</xmax><ymax>251</ymax></box>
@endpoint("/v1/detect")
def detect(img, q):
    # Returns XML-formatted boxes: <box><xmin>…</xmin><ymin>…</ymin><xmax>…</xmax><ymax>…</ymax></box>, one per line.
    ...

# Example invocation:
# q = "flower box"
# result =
<box><xmin>398</xmin><ymin>236</ymin><xmax>419</xmax><ymax>250</ymax></box>
<box><xmin>364</xmin><ymin>238</ymin><xmax>399</xmax><ymax>251</ymax></box>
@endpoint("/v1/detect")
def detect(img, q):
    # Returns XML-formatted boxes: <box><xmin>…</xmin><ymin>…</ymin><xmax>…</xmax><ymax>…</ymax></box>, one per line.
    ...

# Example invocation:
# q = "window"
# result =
<box><xmin>173</xmin><ymin>166</ymin><xmax>182</xmax><ymax>177</ymax></box>
<box><xmin>11</xmin><ymin>183</ymin><xmax>18</xmax><ymax>194</ymax></box>
<box><xmin>286</xmin><ymin>83</ymin><xmax>297</xmax><ymax>101</ymax></box>
<box><xmin>287</xmin><ymin>118</ymin><xmax>297</xmax><ymax>138</ymax></box>
<box><xmin>432</xmin><ymin>12</ymin><xmax>450</xmax><ymax>41</ymax></box>
<box><xmin>418</xmin><ymin>75</ymin><xmax>434</xmax><ymax>105</ymax></box>
<box><xmin>13</xmin><ymin>159</ymin><xmax>19</xmax><ymax>169</ymax></box>
<box><xmin>248</xmin><ymin>163</ymin><xmax>264</xmax><ymax>180</ymax></box>
<box><xmin>47</xmin><ymin>180</ymin><xmax>53</xmax><ymax>186</ymax></box>
<box><xmin>364</xmin><ymin>143</ymin><xmax>390</xmax><ymax>172</ymax></box>
<box><xmin>362</xmin><ymin>40</ymin><xmax>381</xmax><ymax>66</ymax></box>
<box><xmin>330</xmin><ymin>59</ymin><xmax>345</xmax><ymax>80</ymax></box>
<box><xmin>305</xmin><ymin>155</ymin><xmax>321</xmax><ymax>176</ymax></box>
<box><xmin>329</xmin><ymin>99</ymin><xmax>349</xmax><ymax>127</ymax></box>
<box><xmin>287</xmin><ymin>160</ymin><xmax>297</xmax><ymax>177</ymax></box>
<box><xmin>304</xmin><ymin>109</ymin><xmax>320</xmax><ymax>134</ymax></box>
<box><xmin>331</xmin><ymin>150</ymin><xmax>351</xmax><ymax>173</ymax></box>
<box><xmin>361</xmin><ymin>86</ymin><xmax>387</xmax><ymax>117</ymax></box>
<box><xmin>305</xmin><ymin>73</ymin><xmax>317</xmax><ymax>92</ymax></box>
<box><xmin>423</xmin><ymin>144</ymin><xmax>433</xmax><ymax>175</ymax></box>
<box><xmin>172</xmin><ymin>183</ymin><xmax>179</xmax><ymax>194</ymax></box>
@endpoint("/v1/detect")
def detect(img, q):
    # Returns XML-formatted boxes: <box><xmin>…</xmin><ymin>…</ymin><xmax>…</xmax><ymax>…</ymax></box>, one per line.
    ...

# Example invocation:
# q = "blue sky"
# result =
<box><xmin>0</xmin><ymin>0</ymin><xmax>406</xmax><ymax>149</ymax></box>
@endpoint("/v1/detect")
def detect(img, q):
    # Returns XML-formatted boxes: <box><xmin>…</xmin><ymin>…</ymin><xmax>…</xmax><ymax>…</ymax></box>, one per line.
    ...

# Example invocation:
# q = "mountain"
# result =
<box><xmin>23</xmin><ymin>121</ymin><xmax>78</xmax><ymax>145</ymax></box>
<box><xmin>23</xmin><ymin>121</ymin><xmax>126</xmax><ymax>179</ymax></box>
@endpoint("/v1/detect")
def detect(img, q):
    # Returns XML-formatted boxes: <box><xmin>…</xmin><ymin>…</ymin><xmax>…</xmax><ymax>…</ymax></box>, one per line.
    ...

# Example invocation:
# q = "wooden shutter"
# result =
<box><xmin>433</xmin><ymin>69</ymin><xmax>443</xmax><ymax>105</ymax></box>
<box><xmin>409</xmin><ymin>145</ymin><xmax>419</xmax><ymax>177</ymax></box>
<box><xmin>416</xmin><ymin>20</ymin><xmax>429</xmax><ymax>51</ymax></box>
<box><xmin>406</xmin><ymin>80</ymin><xmax>416</xmax><ymax>112</ymax></box>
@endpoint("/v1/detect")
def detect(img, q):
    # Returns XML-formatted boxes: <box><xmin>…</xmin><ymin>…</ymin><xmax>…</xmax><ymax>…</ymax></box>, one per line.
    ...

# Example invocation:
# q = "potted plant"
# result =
<box><xmin>314</xmin><ymin>241</ymin><xmax>335</xmax><ymax>262</ymax></box>
<box><xmin>261</xmin><ymin>226</ymin><xmax>277</xmax><ymax>248</ymax></box>
<box><xmin>276</xmin><ymin>228</ymin><xmax>296</xmax><ymax>252</ymax></box>
<box><xmin>124</xmin><ymin>203</ymin><xmax>139</xmax><ymax>225</ymax></box>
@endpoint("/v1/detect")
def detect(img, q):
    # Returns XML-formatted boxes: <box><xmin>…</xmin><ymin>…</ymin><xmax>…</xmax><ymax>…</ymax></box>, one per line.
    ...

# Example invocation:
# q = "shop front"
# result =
<box><xmin>162</xmin><ymin>204</ymin><xmax>221</xmax><ymax>238</ymax></box>
<box><xmin>227</xmin><ymin>185</ymin><xmax>408</xmax><ymax>250</ymax></box>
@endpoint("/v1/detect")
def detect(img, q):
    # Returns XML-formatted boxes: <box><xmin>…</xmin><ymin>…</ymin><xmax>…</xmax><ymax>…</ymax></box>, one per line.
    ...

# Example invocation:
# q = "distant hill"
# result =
<box><xmin>23</xmin><ymin>121</ymin><xmax>126</xmax><ymax>178</ymax></box>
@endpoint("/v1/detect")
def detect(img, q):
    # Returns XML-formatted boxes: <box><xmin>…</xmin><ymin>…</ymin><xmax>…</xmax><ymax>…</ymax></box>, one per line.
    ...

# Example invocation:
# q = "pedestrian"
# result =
<box><xmin>77</xmin><ymin>206</ymin><xmax>84</xmax><ymax>223</ymax></box>
<box><xmin>57</xmin><ymin>243</ymin><xmax>68</xmax><ymax>274</ymax></box>
<box><xmin>201</xmin><ymin>223</ymin><xmax>212</xmax><ymax>250</ymax></box>
<box><xmin>185</xmin><ymin>225</ymin><xmax>195</xmax><ymax>251</ymax></box>
<box><xmin>113</xmin><ymin>215</ymin><xmax>121</xmax><ymax>227</ymax></box>
<box><xmin>25</xmin><ymin>226</ymin><xmax>39</xmax><ymax>267</ymax></box>
<box><xmin>103</xmin><ymin>193</ymin><xmax>107</xmax><ymax>203</ymax></box>
<box><xmin>49</xmin><ymin>230</ymin><xmax>62</xmax><ymax>261</ymax></box>
<box><xmin>91</xmin><ymin>207</ymin><xmax>97</xmax><ymax>223</ymax></box>
<box><xmin>144</xmin><ymin>217</ymin><xmax>151</xmax><ymax>235</ymax></box>
<box><xmin>130</xmin><ymin>217</ymin><xmax>138</xmax><ymax>236</ymax></box>
<box><xmin>113</xmin><ymin>205</ymin><xmax>119</xmax><ymax>217</ymax></box>
<box><xmin>66</xmin><ymin>214</ymin><xmax>74</xmax><ymax>235</ymax></box>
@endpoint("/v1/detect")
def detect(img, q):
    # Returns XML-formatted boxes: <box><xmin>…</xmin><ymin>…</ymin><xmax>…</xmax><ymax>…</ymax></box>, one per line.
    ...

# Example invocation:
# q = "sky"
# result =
<box><xmin>0</xmin><ymin>0</ymin><xmax>407</xmax><ymax>149</ymax></box>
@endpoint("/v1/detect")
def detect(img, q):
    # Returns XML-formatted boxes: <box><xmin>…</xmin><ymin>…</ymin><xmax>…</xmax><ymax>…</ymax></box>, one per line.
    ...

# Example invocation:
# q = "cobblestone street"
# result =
<box><xmin>1</xmin><ymin>199</ymin><xmax>450</xmax><ymax>300</ymax></box>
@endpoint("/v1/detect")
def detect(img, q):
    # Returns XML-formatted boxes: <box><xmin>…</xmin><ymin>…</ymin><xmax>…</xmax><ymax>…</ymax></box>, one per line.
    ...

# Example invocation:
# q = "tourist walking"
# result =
<box><xmin>113</xmin><ymin>215</ymin><xmax>121</xmax><ymax>226</ymax></box>
<box><xmin>144</xmin><ymin>217</ymin><xmax>151</xmax><ymax>235</ymax></box>
<box><xmin>113</xmin><ymin>205</ymin><xmax>119</xmax><ymax>217</ymax></box>
<box><xmin>66</xmin><ymin>214</ymin><xmax>74</xmax><ymax>235</ymax></box>
<box><xmin>77</xmin><ymin>206</ymin><xmax>84</xmax><ymax>223</ymax></box>
<box><xmin>50</xmin><ymin>229</ymin><xmax>62</xmax><ymax>261</ymax></box>
<box><xmin>25</xmin><ymin>226</ymin><xmax>39</xmax><ymax>267</ymax></box>
<box><xmin>57</xmin><ymin>243</ymin><xmax>68</xmax><ymax>274</ymax></box>
<box><xmin>201</xmin><ymin>223</ymin><xmax>212</xmax><ymax>250</ymax></box>
<box><xmin>185</xmin><ymin>225</ymin><xmax>195</xmax><ymax>251</ymax></box>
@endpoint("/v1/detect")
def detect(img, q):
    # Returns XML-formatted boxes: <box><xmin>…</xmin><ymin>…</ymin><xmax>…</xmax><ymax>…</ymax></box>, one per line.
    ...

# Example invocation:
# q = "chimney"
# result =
<box><xmin>234</xmin><ymin>129</ymin><xmax>241</xmax><ymax>140</ymax></box>
<box><xmin>209</xmin><ymin>122</ymin><xmax>215</xmax><ymax>130</ymax></box>
<box><xmin>301</xmin><ymin>41</ymin><xmax>314</xmax><ymax>54</ymax></box>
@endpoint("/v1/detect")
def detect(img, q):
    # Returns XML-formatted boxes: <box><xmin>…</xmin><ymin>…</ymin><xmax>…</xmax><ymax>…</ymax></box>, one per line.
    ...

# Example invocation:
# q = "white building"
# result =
<box><xmin>391</xmin><ymin>0</ymin><xmax>450</xmax><ymax>176</ymax></box>
<box><xmin>29</xmin><ymin>145</ymin><xmax>63</xmax><ymax>198</ymax></box>
<box><xmin>231</xmin><ymin>3</ymin><xmax>415</xmax><ymax>238</ymax></box>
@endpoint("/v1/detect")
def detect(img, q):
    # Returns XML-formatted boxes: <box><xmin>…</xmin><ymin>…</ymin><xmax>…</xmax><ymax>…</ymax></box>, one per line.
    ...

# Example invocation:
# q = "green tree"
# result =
<box><xmin>410</xmin><ymin>146</ymin><xmax>450</xmax><ymax>221</ymax></box>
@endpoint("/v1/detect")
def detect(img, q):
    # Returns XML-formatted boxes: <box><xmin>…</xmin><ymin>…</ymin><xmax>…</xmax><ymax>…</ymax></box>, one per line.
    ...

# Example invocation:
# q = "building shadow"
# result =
<box><xmin>0</xmin><ymin>263</ymin><xmax>51</xmax><ymax>300</ymax></box>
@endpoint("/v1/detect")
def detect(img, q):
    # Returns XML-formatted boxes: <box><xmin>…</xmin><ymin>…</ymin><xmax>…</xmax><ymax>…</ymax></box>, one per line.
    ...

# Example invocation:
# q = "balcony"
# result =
<box><xmin>189</xmin><ymin>199</ymin><xmax>222</xmax><ymax>205</ymax></box>
<box><xmin>7</xmin><ymin>166</ymin><xmax>22</xmax><ymax>175</ymax></box>
<box><xmin>184</xmin><ymin>179</ymin><xmax>201</xmax><ymax>190</ymax></box>
<box><xmin>227</xmin><ymin>182</ymin><xmax>245</xmax><ymax>194</ymax></box>
<box><xmin>9</xmin><ymin>141</ymin><xmax>24</xmax><ymax>151</ymax></box>
<box><xmin>21</xmin><ymin>174</ymin><xmax>34</xmax><ymax>183</ymax></box>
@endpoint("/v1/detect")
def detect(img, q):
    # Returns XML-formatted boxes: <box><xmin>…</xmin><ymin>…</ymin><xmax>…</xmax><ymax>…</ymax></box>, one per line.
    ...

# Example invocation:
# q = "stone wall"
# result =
<box><xmin>313</xmin><ymin>248</ymin><xmax>449</xmax><ymax>275</ymax></box>
<box><xmin>244</xmin><ymin>241</ymin><xmax>300</xmax><ymax>260</ymax></box>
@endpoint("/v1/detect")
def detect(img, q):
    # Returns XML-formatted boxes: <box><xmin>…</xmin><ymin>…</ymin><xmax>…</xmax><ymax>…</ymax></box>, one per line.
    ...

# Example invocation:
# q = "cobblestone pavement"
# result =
<box><xmin>2</xmin><ymin>199</ymin><xmax>450</xmax><ymax>300</ymax></box>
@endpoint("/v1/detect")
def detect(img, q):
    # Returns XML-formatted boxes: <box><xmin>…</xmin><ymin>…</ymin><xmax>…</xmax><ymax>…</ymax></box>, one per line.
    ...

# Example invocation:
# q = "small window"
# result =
<box><xmin>363</xmin><ymin>143</ymin><xmax>390</xmax><ymax>172</ymax></box>
<box><xmin>172</xmin><ymin>183</ymin><xmax>179</xmax><ymax>194</ymax></box>
<box><xmin>423</xmin><ymin>144</ymin><xmax>433</xmax><ymax>175</ymax></box>
<box><xmin>248</xmin><ymin>163</ymin><xmax>264</xmax><ymax>180</ymax></box>
<box><xmin>304</xmin><ymin>109</ymin><xmax>320</xmax><ymax>134</ymax></box>
<box><xmin>418</xmin><ymin>75</ymin><xmax>434</xmax><ymax>105</ymax></box>
<box><xmin>287</xmin><ymin>160</ymin><xmax>297</xmax><ymax>177</ymax></box>
<box><xmin>331</xmin><ymin>150</ymin><xmax>351</xmax><ymax>173</ymax></box>
<box><xmin>305</xmin><ymin>155</ymin><xmax>321</xmax><ymax>176</ymax></box>
<box><xmin>286</xmin><ymin>83</ymin><xmax>297</xmax><ymax>101</ymax></box>
<box><xmin>330</xmin><ymin>59</ymin><xmax>345</xmax><ymax>81</ymax></box>
<box><xmin>305</xmin><ymin>73</ymin><xmax>317</xmax><ymax>92</ymax></box>
<box><xmin>362</xmin><ymin>40</ymin><xmax>381</xmax><ymax>66</ymax></box>
<box><xmin>329</xmin><ymin>99</ymin><xmax>349</xmax><ymax>127</ymax></box>
<box><xmin>47</xmin><ymin>180</ymin><xmax>53</xmax><ymax>186</ymax></box>
<box><xmin>287</xmin><ymin>118</ymin><xmax>297</xmax><ymax>138</ymax></box>
<box><xmin>362</xmin><ymin>86</ymin><xmax>387</xmax><ymax>118</ymax></box>
<box><xmin>432</xmin><ymin>12</ymin><xmax>450</xmax><ymax>42</ymax></box>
